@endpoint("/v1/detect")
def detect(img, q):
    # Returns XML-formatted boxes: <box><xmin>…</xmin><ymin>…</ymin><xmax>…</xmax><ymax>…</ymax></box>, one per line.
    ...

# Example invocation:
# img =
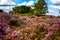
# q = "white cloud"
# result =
<box><xmin>48</xmin><ymin>10</ymin><xmax>54</xmax><ymax>12</ymax></box>
<box><xmin>27</xmin><ymin>1</ymin><xmax>34</xmax><ymax>6</ymax></box>
<box><xmin>18</xmin><ymin>1</ymin><xmax>34</xmax><ymax>6</ymax></box>
<box><xmin>50</xmin><ymin>0</ymin><xmax>60</xmax><ymax>4</ymax></box>
<box><xmin>48</xmin><ymin>0</ymin><xmax>60</xmax><ymax>16</ymax></box>
<box><xmin>0</xmin><ymin>6</ymin><xmax>15</xmax><ymax>12</ymax></box>
<box><xmin>0</xmin><ymin>6</ymin><xmax>14</xmax><ymax>10</ymax></box>
<box><xmin>49</xmin><ymin>5</ymin><xmax>60</xmax><ymax>10</ymax></box>
<box><xmin>18</xmin><ymin>2</ymin><xmax>26</xmax><ymax>6</ymax></box>
<box><xmin>0</xmin><ymin>0</ymin><xmax>16</xmax><ymax>5</ymax></box>
<box><xmin>0</xmin><ymin>0</ymin><xmax>16</xmax><ymax>12</ymax></box>
<box><xmin>46</xmin><ymin>9</ymin><xmax>60</xmax><ymax>16</ymax></box>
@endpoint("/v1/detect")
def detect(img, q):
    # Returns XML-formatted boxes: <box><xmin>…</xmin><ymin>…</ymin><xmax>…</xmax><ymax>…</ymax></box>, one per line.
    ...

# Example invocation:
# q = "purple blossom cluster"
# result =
<box><xmin>0</xmin><ymin>12</ymin><xmax>60</xmax><ymax>40</ymax></box>
<box><xmin>0</xmin><ymin>12</ymin><xmax>11</xmax><ymax>40</ymax></box>
<box><xmin>0</xmin><ymin>12</ymin><xmax>10</xmax><ymax>23</ymax></box>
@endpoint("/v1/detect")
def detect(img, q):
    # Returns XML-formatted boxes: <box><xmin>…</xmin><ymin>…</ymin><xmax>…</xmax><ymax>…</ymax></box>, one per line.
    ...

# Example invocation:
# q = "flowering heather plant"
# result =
<box><xmin>0</xmin><ymin>23</ymin><xmax>11</xmax><ymax>40</ymax></box>
<box><xmin>0</xmin><ymin>12</ymin><xmax>60</xmax><ymax>40</ymax></box>
<box><xmin>11</xmin><ymin>30</ymin><xmax>21</xmax><ymax>37</ymax></box>
<box><xmin>0</xmin><ymin>12</ymin><xmax>10</xmax><ymax>23</ymax></box>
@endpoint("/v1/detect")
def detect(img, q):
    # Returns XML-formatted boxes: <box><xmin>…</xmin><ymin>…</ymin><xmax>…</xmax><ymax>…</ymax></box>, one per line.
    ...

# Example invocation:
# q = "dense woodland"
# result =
<box><xmin>0</xmin><ymin>0</ymin><xmax>60</xmax><ymax>40</ymax></box>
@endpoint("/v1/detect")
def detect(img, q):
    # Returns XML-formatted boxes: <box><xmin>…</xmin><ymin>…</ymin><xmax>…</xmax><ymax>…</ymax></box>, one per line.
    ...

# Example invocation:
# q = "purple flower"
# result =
<box><xmin>11</xmin><ymin>30</ymin><xmax>21</xmax><ymax>37</ymax></box>
<box><xmin>52</xmin><ymin>24</ymin><xmax>59</xmax><ymax>29</ymax></box>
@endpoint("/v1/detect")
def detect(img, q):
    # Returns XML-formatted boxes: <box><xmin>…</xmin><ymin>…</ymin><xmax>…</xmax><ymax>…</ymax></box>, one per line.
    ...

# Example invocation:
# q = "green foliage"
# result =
<box><xmin>12</xmin><ymin>5</ymin><xmax>31</xmax><ymax>14</ymax></box>
<box><xmin>9</xmin><ymin>0</ymin><xmax>48</xmax><ymax>16</ymax></box>
<box><xmin>34</xmin><ymin>0</ymin><xmax>48</xmax><ymax>16</ymax></box>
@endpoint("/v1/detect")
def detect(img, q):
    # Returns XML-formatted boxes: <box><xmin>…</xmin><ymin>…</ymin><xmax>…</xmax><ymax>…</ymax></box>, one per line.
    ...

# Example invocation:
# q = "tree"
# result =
<box><xmin>12</xmin><ymin>5</ymin><xmax>31</xmax><ymax>14</ymax></box>
<box><xmin>34</xmin><ymin>0</ymin><xmax>48</xmax><ymax>16</ymax></box>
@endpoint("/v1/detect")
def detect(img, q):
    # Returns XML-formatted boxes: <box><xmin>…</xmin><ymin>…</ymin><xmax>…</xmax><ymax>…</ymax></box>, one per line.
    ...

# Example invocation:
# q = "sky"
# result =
<box><xmin>0</xmin><ymin>0</ymin><xmax>60</xmax><ymax>16</ymax></box>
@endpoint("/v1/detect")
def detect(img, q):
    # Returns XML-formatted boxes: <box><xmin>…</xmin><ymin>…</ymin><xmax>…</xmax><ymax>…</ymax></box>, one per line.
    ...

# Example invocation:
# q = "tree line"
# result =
<box><xmin>0</xmin><ymin>0</ymin><xmax>48</xmax><ymax>16</ymax></box>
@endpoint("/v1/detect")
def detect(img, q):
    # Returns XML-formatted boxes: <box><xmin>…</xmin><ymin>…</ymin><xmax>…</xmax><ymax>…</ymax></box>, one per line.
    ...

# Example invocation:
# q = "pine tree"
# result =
<box><xmin>34</xmin><ymin>0</ymin><xmax>48</xmax><ymax>16</ymax></box>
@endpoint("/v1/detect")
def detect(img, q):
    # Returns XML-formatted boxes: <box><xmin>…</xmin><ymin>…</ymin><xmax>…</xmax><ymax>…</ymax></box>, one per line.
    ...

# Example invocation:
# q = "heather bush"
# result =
<box><xmin>9</xmin><ymin>15</ymin><xmax>60</xmax><ymax>40</ymax></box>
<box><xmin>0</xmin><ymin>12</ymin><xmax>10</xmax><ymax>23</ymax></box>
<box><xmin>9</xmin><ymin>14</ymin><xmax>20</xmax><ymax>26</ymax></box>
<box><xmin>0</xmin><ymin>23</ymin><xmax>11</xmax><ymax>40</ymax></box>
<box><xmin>0</xmin><ymin>12</ymin><xmax>60</xmax><ymax>40</ymax></box>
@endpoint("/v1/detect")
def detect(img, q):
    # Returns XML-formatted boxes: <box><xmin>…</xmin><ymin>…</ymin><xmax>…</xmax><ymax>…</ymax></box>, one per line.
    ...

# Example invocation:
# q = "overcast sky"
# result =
<box><xmin>0</xmin><ymin>0</ymin><xmax>60</xmax><ymax>16</ymax></box>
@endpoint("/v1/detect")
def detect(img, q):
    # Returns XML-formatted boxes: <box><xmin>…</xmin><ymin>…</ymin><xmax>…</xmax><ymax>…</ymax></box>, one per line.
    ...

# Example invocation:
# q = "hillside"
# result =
<box><xmin>0</xmin><ymin>12</ymin><xmax>60</xmax><ymax>40</ymax></box>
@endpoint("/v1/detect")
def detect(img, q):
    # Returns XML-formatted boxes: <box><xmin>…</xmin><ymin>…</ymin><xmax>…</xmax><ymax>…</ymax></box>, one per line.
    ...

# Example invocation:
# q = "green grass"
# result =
<box><xmin>18</xmin><ymin>13</ymin><xmax>33</xmax><ymax>16</ymax></box>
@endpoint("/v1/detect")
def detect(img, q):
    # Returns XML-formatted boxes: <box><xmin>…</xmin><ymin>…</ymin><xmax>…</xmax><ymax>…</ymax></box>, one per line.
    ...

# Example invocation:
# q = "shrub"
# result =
<box><xmin>9</xmin><ymin>15</ymin><xmax>20</xmax><ymax>26</ymax></box>
<box><xmin>0</xmin><ymin>9</ymin><xmax>3</xmax><ymax>12</ymax></box>
<box><xmin>9</xmin><ymin>20</ymin><xmax>20</xmax><ymax>26</ymax></box>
